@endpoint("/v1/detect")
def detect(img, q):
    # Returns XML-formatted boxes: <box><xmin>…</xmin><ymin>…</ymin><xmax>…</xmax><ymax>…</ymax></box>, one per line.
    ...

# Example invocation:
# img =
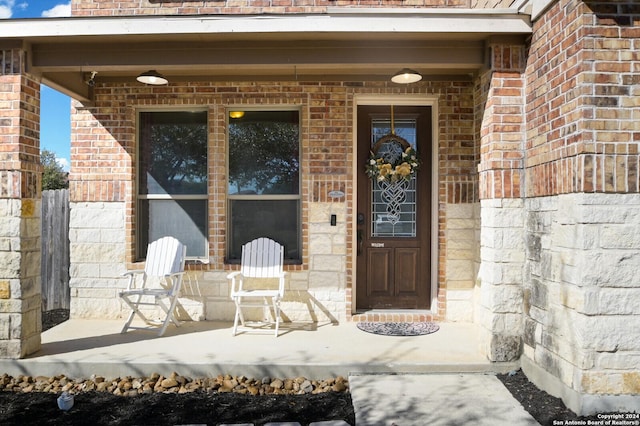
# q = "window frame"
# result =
<box><xmin>136</xmin><ymin>107</ymin><xmax>209</xmax><ymax>262</ymax></box>
<box><xmin>225</xmin><ymin>106</ymin><xmax>302</xmax><ymax>264</ymax></box>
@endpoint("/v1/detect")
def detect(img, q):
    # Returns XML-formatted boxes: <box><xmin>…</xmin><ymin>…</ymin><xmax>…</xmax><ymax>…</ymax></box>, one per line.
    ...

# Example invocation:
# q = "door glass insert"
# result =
<box><xmin>371</xmin><ymin>118</ymin><xmax>417</xmax><ymax>238</ymax></box>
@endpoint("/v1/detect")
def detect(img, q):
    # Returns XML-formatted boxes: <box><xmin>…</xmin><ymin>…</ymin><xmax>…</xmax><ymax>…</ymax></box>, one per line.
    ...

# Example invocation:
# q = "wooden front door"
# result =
<box><xmin>356</xmin><ymin>105</ymin><xmax>432</xmax><ymax>310</ymax></box>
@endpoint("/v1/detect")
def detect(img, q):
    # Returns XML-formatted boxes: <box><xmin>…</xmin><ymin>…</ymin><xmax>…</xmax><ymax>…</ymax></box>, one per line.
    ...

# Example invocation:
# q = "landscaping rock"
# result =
<box><xmin>0</xmin><ymin>373</ymin><xmax>348</xmax><ymax>398</ymax></box>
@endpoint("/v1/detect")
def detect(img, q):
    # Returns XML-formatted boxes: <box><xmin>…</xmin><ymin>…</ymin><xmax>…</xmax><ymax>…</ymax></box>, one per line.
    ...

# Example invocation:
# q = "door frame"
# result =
<box><xmin>352</xmin><ymin>94</ymin><xmax>440</xmax><ymax>315</ymax></box>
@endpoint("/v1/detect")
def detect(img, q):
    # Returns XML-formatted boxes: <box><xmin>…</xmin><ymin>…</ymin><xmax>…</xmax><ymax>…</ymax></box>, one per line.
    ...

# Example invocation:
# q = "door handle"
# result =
<box><xmin>357</xmin><ymin>230</ymin><xmax>363</xmax><ymax>256</ymax></box>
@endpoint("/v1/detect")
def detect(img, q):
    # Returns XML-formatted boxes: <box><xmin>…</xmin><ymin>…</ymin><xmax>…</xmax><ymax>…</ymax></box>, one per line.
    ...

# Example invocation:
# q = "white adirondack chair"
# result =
<box><xmin>228</xmin><ymin>237</ymin><xmax>286</xmax><ymax>337</ymax></box>
<box><xmin>119</xmin><ymin>236</ymin><xmax>187</xmax><ymax>337</ymax></box>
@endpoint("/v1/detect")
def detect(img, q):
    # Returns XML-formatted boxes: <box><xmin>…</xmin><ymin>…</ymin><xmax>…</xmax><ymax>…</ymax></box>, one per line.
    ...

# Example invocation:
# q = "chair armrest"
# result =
<box><xmin>277</xmin><ymin>271</ymin><xmax>287</xmax><ymax>297</ymax></box>
<box><xmin>122</xmin><ymin>270</ymin><xmax>144</xmax><ymax>290</ymax></box>
<box><xmin>164</xmin><ymin>271</ymin><xmax>185</xmax><ymax>279</ymax></box>
<box><xmin>227</xmin><ymin>271</ymin><xmax>244</xmax><ymax>296</ymax></box>
<box><xmin>163</xmin><ymin>271</ymin><xmax>185</xmax><ymax>296</ymax></box>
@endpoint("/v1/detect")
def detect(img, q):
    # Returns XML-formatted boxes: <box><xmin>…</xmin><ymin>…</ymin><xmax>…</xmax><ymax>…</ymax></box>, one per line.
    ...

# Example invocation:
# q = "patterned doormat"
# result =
<box><xmin>356</xmin><ymin>321</ymin><xmax>440</xmax><ymax>336</ymax></box>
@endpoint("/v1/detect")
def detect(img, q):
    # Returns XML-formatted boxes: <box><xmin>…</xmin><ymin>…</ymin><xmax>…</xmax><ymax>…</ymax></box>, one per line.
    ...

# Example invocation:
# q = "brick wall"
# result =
<box><xmin>71</xmin><ymin>0</ymin><xmax>475</xmax><ymax>17</ymax></box>
<box><xmin>525</xmin><ymin>0</ymin><xmax>640</xmax><ymax>196</ymax></box>
<box><xmin>69</xmin><ymin>79</ymin><xmax>477</xmax><ymax>322</ymax></box>
<box><xmin>0</xmin><ymin>50</ymin><xmax>41</xmax><ymax>200</ymax></box>
<box><xmin>478</xmin><ymin>44</ymin><xmax>526</xmax><ymax>200</ymax></box>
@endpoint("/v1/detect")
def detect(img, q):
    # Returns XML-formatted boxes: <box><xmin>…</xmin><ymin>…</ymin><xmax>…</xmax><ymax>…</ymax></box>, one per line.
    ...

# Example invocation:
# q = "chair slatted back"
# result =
<box><xmin>240</xmin><ymin>237</ymin><xmax>284</xmax><ymax>278</ymax></box>
<box><xmin>145</xmin><ymin>236</ymin><xmax>186</xmax><ymax>277</ymax></box>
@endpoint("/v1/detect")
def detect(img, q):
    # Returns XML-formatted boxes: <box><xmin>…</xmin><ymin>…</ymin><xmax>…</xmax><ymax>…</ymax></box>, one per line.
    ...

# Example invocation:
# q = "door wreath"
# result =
<box><xmin>365</xmin><ymin>134</ymin><xmax>420</xmax><ymax>183</ymax></box>
<box><xmin>365</xmin><ymin>133</ymin><xmax>421</xmax><ymax>226</ymax></box>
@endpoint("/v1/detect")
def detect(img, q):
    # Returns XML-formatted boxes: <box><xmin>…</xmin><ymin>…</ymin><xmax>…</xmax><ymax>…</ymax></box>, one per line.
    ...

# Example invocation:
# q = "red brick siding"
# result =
<box><xmin>69</xmin><ymin>79</ymin><xmax>477</xmax><ymax>321</ymax></box>
<box><xmin>71</xmin><ymin>0</ymin><xmax>473</xmax><ymax>16</ymax></box>
<box><xmin>478</xmin><ymin>44</ymin><xmax>526</xmax><ymax>199</ymax></box>
<box><xmin>525</xmin><ymin>0</ymin><xmax>640</xmax><ymax>196</ymax></box>
<box><xmin>0</xmin><ymin>51</ymin><xmax>41</xmax><ymax>199</ymax></box>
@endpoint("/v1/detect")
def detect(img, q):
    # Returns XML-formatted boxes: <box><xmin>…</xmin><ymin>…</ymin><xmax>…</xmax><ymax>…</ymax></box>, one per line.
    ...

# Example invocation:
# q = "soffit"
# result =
<box><xmin>0</xmin><ymin>11</ymin><xmax>532</xmax><ymax>101</ymax></box>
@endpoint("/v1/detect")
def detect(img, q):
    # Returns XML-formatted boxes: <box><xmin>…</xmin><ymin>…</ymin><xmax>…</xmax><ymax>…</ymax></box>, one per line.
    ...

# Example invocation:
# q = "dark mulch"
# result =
<box><xmin>498</xmin><ymin>370</ymin><xmax>580</xmax><ymax>425</ymax></box>
<box><xmin>0</xmin><ymin>390</ymin><xmax>355</xmax><ymax>426</ymax></box>
<box><xmin>4</xmin><ymin>310</ymin><xmax>623</xmax><ymax>425</ymax></box>
<box><xmin>42</xmin><ymin>309</ymin><xmax>70</xmax><ymax>332</ymax></box>
<box><xmin>497</xmin><ymin>369</ymin><xmax>635</xmax><ymax>426</ymax></box>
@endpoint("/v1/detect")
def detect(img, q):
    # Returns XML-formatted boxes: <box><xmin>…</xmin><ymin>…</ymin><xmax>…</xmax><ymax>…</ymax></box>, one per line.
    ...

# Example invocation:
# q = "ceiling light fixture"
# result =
<box><xmin>136</xmin><ymin>70</ymin><xmax>168</xmax><ymax>85</ymax></box>
<box><xmin>391</xmin><ymin>68</ymin><xmax>422</xmax><ymax>84</ymax></box>
<box><xmin>229</xmin><ymin>111</ymin><xmax>245</xmax><ymax>119</ymax></box>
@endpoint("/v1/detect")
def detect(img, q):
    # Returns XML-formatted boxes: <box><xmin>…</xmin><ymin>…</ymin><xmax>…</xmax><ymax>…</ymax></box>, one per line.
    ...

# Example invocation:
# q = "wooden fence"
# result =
<box><xmin>41</xmin><ymin>189</ymin><xmax>70</xmax><ymax>312</ymax></box>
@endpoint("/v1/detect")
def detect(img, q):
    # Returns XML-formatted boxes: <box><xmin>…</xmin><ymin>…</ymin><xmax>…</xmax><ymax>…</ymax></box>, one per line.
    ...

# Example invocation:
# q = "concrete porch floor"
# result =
<box><xmin>1</xmin><ymin>319</ymin><xmax>519</xmax><ymax>380</ymax></box>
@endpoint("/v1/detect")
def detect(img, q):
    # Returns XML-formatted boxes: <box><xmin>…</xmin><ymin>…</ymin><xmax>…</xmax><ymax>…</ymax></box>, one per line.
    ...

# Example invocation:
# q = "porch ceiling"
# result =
<box><xmin>0</xmin><ymin>11</ymin><xmax>532</xmax><ymax>101</ymax></box>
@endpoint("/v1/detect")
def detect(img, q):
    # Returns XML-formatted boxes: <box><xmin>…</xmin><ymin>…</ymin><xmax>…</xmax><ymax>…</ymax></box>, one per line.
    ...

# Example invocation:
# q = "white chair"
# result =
<box><xmin>228</xmin><ymin>237</ymin><xmax>286</xmax><ymax>337</ymax></box>
<box><xmin>119</xmin><ymin>236</ymin><xmax>187</xmax><ymax>337</ymax></box>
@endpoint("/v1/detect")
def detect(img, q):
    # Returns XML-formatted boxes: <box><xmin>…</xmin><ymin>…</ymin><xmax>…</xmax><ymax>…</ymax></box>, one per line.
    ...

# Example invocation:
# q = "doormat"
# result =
<box><xmin>356</xmin><ymin>321</ymin><xmax>439</xmax><ymax>336</ymax></box>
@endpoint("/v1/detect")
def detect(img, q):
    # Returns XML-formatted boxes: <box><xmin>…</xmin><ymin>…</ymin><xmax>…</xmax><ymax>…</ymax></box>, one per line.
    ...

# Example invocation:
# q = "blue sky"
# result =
<box><xmin>3</xmin><ymin>1</ymin><xmax>72</xmax><ymax>170</ymax></box>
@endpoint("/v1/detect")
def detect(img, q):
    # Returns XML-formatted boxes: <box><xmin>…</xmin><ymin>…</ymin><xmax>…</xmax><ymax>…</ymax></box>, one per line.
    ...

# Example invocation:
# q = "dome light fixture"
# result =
<box><xmin>136</xmin><ymin>70</ymin><xmax>168</xmax><ymax>85</ymax></box>
<box><xmin>391</xmin><ymin>68</ymin><xmax>422</xmax><ymax>84</ymax></box>
<box><xmin>229</xmin><ymin>111</ymin><xmax>245</xmax><ymax>119</ymax></box>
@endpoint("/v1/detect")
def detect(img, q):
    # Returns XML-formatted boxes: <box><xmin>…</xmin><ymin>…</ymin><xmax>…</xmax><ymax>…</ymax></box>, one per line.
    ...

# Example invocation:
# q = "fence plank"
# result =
<box><xmin>41</xmin><ymin>189</ymin><xmax>70</xmax><ymax>312</ymax></box>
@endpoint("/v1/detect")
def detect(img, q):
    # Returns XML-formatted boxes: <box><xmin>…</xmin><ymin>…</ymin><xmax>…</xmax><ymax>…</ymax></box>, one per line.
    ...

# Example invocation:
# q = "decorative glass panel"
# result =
<box><xmin>371</xmin><ymin>118</ymin><xmax>418</xmax><ymax>238</ymax></box>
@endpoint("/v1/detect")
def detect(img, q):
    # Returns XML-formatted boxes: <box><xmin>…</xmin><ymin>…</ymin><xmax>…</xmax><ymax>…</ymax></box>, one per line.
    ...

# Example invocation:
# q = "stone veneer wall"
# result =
<box><xmin>69</xmin><ymin>202</ymin><xmax>126</xmax><ymax>319</ymax></box>
<box><xmin>524</xmin><ymin>194</ymin><xmax>640</xmax><ymax>414</ymax></box>
<box><xmin>69</xmin><ymin>79</ymin><xmax>478</xmax><ymax>324</ymax></box>
<box><xmin>521</xmin><ymin>0</ymin><xmax>640</xmax><ymax>415</ymax></box>
<box><xmin>444</xmin><ymin>203</ymin><xmax>480</xmax><ymax>322</ymax></box>
<box><xmin>476</xmin><ymin>198</ymin><xmax>525</xmax><ymax>360</ymax></box>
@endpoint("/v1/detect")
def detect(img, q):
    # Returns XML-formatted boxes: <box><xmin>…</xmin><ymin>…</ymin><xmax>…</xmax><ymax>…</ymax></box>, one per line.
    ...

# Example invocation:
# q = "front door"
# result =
<box><xmin>356</xmin><ymin>105</ymin><xmax>432</xmax><ymax>310</ymax></box>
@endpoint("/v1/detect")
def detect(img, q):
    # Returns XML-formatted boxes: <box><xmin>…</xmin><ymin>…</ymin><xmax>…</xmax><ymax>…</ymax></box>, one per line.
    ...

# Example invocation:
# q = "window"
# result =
<box><xmin>138</xmin><ymin>110</ymin><xmax>208</xmax><ymax>259</ymax></box>
<box><xmin>227</xmin><ymin>109</ymin><xmax>301</xmax><ymax>262</ymax></box>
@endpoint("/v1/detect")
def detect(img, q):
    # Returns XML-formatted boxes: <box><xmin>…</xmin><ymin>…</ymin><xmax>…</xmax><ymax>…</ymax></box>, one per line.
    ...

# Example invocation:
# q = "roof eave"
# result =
<box><xmin>0</xmin><ymin>10</ymin><xmax>531</xmax><ymax>40</ymax></box>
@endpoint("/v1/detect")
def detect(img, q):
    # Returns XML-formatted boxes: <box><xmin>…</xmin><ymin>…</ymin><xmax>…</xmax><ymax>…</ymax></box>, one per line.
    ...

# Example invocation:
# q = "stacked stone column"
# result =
<box><xmin>0</xmin><ymin>48</ymin><xmax>42</xmax><ymax>358</ymax></box>
<box><xmin>475</xmin><ymin>42</ymin><xmax>527</xmax><ymax>362</ymax></box>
